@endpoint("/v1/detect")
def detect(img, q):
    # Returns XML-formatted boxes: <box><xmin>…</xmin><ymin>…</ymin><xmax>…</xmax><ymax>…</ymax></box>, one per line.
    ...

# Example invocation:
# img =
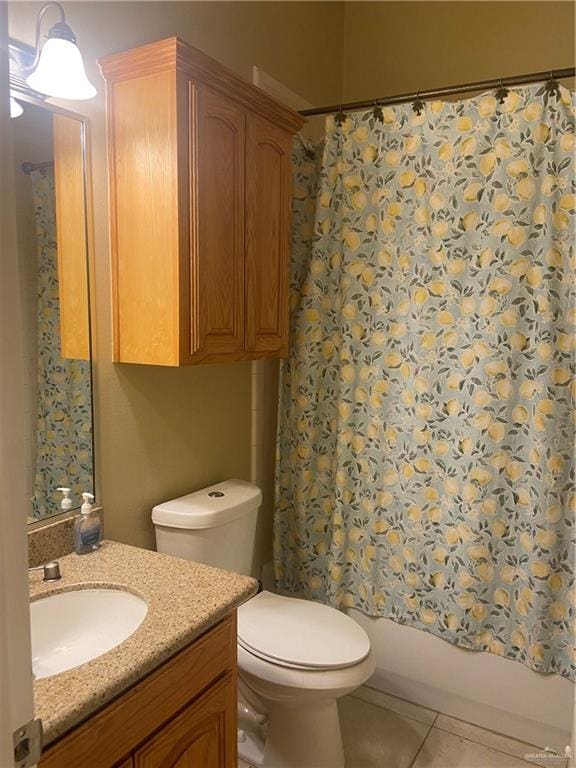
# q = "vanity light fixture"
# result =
<box><xmin>10</xmin><ymin>96</ymin><xmax>23</xmax><ymax>118</ymax></box>
<box><xmin>25</xmin><ymin>2</ymin><xmax>96</xmax><ymax>100</ymax></box>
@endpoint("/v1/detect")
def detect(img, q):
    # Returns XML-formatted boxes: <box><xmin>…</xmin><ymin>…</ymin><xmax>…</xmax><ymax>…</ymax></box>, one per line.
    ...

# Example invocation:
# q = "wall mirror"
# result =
<box><xmin>10</xmin><ymin>92</ymin><xmax>95</xmax><ymax>524</ymax></box>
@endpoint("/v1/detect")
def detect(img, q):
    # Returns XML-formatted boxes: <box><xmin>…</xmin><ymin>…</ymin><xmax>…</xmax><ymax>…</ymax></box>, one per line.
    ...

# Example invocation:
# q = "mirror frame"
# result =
<box><xmin>11</xmin><ymin>90</ymin><xmax>99</xmax><ymax>528</ymax></box>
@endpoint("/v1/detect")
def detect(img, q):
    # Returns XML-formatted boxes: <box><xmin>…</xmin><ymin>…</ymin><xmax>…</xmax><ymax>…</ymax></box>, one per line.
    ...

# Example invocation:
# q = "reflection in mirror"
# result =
<box><xmin>12</xmin><ymin>100</ymin><xmax>94</xmax><ymax>523</ymax></box>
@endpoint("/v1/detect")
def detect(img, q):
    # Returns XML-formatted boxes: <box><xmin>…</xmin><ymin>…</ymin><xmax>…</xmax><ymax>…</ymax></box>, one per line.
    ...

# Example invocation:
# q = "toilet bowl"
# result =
<box><xmin>152</xmin><ymin>480</ymin><xmax>374</xmax><ymax>768</ymax></box>
<box><xmin>237</xmin><ymin>590</ymin><xmax>375</xmax><ymax>768</ymax></box>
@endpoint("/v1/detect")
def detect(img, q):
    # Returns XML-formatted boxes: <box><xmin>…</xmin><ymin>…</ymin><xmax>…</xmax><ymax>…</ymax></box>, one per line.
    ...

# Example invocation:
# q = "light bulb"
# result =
<box><xmin>26</xmin><ymin>37</ymin><xmax>96</xmax><ymax>100</ymax></box>
<box><xmin>10</xmin><ymin>97</ymin><xmax>24</xmax><ymax>118</ymax></box>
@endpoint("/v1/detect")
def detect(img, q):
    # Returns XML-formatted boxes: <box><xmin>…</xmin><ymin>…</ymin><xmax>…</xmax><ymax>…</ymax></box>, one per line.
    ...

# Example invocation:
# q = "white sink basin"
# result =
<box><xmin>30</xmin><ymin>589</ymin><xmax>148</xmax><ymax>679</ymax></box>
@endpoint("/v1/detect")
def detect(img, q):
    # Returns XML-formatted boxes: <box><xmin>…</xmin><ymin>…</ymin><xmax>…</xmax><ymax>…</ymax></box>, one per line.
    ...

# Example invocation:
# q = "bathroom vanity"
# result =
<box><xmin>40</xmin><ymin>617</ymin><xmax>236</xmax><ymax>768</ymax></box>
<box><xmin>30</xmin><ymin>541</ymin><xmax>257</xmax><ymax>768</ymax></box>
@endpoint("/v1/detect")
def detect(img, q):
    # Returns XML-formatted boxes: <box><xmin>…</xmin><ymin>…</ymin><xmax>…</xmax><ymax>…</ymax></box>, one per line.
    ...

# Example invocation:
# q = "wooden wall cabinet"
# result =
<box><xmin>39</xmin><ymin>614</ymin><xmax>237</xmax><ymax>768</ymax></box>
<box><xmin>100</xmin><ymin>38</ymin><xmax>304</xmax><ymax>366</ymax></box>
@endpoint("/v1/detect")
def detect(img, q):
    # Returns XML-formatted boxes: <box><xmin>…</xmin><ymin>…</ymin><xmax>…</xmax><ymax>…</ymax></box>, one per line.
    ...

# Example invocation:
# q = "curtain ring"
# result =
<box><xmin>335</xmin><ymin>104</ymin><xmax>346</xmax><ymax>127</ymax></box>
<box><xmin>495</xmin><ymin>78</ymin><xmax>509</xmax><ymax>104</ymax></box>
<box><xmin>545</xmin><ymin>71</ymin><xmax>560</xmax><ymax>100</ymax></box>
<box><xmin>412</xmin><ymin>92</ymin><xmax>424</xmax><ymax>116</ymax></box>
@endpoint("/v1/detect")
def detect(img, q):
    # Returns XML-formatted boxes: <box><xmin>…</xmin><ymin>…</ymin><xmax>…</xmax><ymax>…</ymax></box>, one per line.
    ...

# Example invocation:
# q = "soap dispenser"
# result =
<box><xmin>73</xmin><ymin>492</ymin><xmax>102</xmax><ymax>554</ymax></box>
<box><xmin>57</xmin><ymin>486</ymin><xmax>72</xmax><ymax>512</ymax></box>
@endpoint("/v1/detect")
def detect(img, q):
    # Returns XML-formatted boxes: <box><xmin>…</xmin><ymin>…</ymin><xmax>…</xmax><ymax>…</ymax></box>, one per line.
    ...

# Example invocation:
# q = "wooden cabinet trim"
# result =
<box><xmin>99</xmin><ymin>37</ymin><xmax>305</xmax><ymax>135</ymax></box>
<box><xmin>39</xmin><ymin>614</ymin><xmax>236</xmax><ymax>768</ymax></box>
<box><xmin>188</xmin><ymin>78</ymin><xmax>199</xmax><ymax>357</ymax></box>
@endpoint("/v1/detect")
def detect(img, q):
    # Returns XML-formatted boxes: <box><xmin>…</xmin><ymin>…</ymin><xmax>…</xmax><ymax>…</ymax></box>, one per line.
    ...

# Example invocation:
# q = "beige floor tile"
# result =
<box><xmin>435</xmin><ymin>714</ymin><xmax>568</xmax><ymax>768</ymax></box>
<box><xmin>339</xmin><ymin>695</ymin><xmax>430</xmax><ymax>768</ymax></box>
<box><xmin>412</xmin><ymin>728</ymin><xmax>552</xmax><ymax>768</ymax></box>
<box><xmin>352</xmin><ymin>685</ymin><xmax>438</xmax><ymax>725</ymax></box>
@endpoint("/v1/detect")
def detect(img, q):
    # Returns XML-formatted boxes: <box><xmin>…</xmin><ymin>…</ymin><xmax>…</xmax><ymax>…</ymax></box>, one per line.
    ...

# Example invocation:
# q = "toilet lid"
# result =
<box><xmin>237</xmin><ymin>591</ymin><xmax>370</xmax><ymax>670</ymax></box>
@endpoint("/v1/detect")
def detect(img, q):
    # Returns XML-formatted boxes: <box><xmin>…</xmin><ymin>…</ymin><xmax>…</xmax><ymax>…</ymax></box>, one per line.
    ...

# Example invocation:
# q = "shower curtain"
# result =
<box><xmin>275</xmin><ymin>84</ymin><xmax>575</xmax><ymax>680</ymax></box>
<box><xmin>30</xmin><ymin>167</ymin><xmax>93</xmax><ymax>520</ymax></box>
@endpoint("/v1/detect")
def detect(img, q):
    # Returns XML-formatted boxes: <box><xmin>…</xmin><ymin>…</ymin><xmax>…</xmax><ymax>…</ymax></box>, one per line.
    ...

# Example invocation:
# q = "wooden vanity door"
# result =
<box><xmin>245</xmin><ymin>113</ymin><xmax>292</xmax><ymax>358</ymax></box>
<box><xmin>190</xmin><ymin>84</ymin><xmax>246</xmax><ymax>362</ymax></box>
<box><xmin>133</xmin><ymin>673</ymin><xmax>236</xmax><ymax>768</ymax></box>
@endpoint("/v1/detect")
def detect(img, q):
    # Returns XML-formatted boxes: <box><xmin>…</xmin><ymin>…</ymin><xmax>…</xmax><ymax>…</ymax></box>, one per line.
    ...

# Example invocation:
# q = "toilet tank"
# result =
<box><xmin>152</xmin><ymin>480</ymin><xmax>262</xmax><ymax>576</ymax></box>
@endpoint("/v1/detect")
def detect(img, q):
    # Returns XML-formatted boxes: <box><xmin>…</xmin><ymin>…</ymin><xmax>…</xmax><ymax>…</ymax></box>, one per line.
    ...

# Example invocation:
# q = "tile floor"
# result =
<box><xmin>239</xmin><ymin>685</ymin><xmax>569</xmax><ymax>768</ymax></box>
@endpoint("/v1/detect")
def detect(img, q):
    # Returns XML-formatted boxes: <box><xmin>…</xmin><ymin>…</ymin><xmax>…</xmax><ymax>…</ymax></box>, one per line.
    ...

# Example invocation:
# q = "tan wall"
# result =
<box><xmin>342</xmin><ymin>1</ymin><xmax>575</xmax><ymax>102</ymax></box>
<box><xmin>8</xmin><ymin>1</ymin><xmax>344</xmax><ymax>552</ymax></box>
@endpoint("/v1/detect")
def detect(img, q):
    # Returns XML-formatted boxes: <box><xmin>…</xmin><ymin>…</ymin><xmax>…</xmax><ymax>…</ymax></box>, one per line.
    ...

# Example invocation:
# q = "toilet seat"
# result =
<box><xmin>237</xmin><ymin>591</ymin><xmax>371</xmax><ymax>670</ymax></box>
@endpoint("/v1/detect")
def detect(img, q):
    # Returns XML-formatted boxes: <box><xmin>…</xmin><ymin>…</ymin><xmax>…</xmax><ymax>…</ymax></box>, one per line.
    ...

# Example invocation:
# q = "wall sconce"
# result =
<box><xmin>25</xmin><ymin>2</ymin><xmax>96</xmax><ymax>100</ymax></box>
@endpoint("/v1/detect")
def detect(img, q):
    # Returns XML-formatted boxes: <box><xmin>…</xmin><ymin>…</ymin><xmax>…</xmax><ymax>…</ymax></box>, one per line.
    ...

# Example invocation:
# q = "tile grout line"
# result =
<box><xmin>352</xmin><ymin>687</ymin><xmax>558</xmax><ymax>767</ymax></box>
<box><xmin>435</xmin><ymin>709</ymin><xmax>552</xmax><ymax>752</ymax></box>
<box><xmin>358</xmin><ymin>683</ymin><xmax>439</xmax><ymax>716</ymax></box>
<box><xmin>431</xmin><ymin>723</ymin><xmax>563</xmax><ymax>767</ymax></box>
<box><xmin>349</xmin><ymin>689</ymin><xmax>439</xmax><ymax>727</ymax></box>
<box><xmin>426</xmin><ymin>723</ymin><xmax>563</xmax><ymax>768</ymax></box>
<box><xmin>407</xmin><ymin>722</ymin><xmax>435</xmax><ymax>768</ymax></box>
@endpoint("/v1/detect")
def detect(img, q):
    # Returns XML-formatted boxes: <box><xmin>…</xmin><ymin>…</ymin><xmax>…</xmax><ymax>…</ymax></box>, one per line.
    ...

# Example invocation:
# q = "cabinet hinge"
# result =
<box><xmin>13</xmin><ymin>718</ymin><xmax>43</xmax><ymax>768</ymax></box>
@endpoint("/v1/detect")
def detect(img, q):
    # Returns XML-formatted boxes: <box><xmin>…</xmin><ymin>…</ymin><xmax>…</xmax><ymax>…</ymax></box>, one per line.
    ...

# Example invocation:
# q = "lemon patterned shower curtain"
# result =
<box><xmin>275</xmin><ymin>84</ymin><xmax>575</xmax><ymax>680</ymax></box>
<box><xmin>30</xmin><ymin>168</ymin><xmax>93</xmax><ymax>520</ymax></box>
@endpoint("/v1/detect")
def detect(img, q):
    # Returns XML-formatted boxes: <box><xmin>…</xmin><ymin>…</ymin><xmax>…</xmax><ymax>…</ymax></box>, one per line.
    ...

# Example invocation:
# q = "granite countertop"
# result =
<box><xmin>29</xmin><ymin>540</ymin><xmax>258</xmax><ymax>745</ymax></box>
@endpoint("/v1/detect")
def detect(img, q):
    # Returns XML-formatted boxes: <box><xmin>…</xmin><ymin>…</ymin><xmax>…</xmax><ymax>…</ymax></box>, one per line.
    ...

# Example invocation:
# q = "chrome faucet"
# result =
<box><xmin>29</xmin><ymin>561</ymin><xmax>61</xmax><ymax>582</ymax></box>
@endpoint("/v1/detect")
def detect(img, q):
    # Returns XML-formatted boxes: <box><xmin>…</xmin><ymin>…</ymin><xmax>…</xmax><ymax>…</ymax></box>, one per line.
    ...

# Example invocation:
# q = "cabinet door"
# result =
<box><xmin>53</xmin><ymin>113</ymin><xmax>90</xmax><ymax>361</ymax></box>
<box><xmin>190</xmin><ymin>84</ymin><xmax>245</xmax><ymax>362</ymax></box>
<box><xmin>134</xmin><ymin>673</ymin><xmax>236</xmax><ymax>768</ymax></box>
<box><xmin>245</xmin><ymin>113</ymin><xmax>292</xmax><ymax>357</ymax></box>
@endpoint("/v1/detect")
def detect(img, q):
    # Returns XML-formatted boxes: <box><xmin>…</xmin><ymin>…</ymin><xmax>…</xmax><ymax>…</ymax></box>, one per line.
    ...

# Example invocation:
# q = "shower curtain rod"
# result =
<box><xmin>21</xmin><ymin>160</ymin><xmax>53</xmax><ymax>175</ymax></box>
<box><xmin>299</xmin><ymin>66</ymin><xmax>576</xmax><ymax>118</ymax></box>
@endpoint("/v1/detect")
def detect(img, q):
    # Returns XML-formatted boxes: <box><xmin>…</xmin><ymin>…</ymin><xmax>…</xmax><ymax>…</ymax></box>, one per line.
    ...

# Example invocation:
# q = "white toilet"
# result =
<box><xmin>152</xmin><ymin>479</ymin><xmax>375</xmax><ymax>768</ymax></box>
